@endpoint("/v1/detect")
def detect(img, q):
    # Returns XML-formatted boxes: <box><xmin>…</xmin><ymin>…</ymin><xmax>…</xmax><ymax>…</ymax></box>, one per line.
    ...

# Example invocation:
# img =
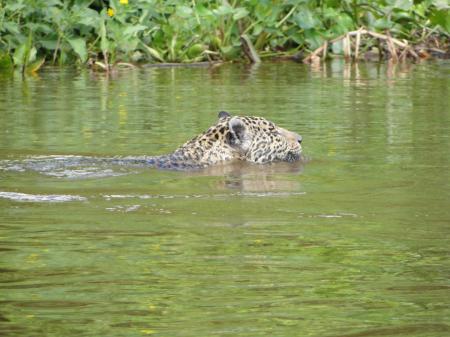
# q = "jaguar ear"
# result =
<box><xmin>218</xmin><ymin>111</ymin><xmax>231</xmax><ymax>120</ymax></box>
<box><xmin>228</xmin><ymin>117</ymin><xmax>250</xmax><ymax>150</ymax></box>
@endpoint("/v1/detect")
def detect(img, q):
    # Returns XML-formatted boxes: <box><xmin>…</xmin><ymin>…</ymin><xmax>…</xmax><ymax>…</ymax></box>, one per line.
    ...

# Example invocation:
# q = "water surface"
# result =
<box><xmin>0</xmin><ymin>61</ymin><xmax>449</xmax><ymax>337</ymax></box>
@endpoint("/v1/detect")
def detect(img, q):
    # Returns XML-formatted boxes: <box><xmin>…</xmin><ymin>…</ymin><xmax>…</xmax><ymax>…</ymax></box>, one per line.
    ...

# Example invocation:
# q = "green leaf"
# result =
<box><xmin>335</xmin><ymin>13</ymin><xmax>354</xmax><ymax>32</ymax></box>
<box><xmin>294</xmin><ymin>9</ymin><xmax>319</xmax><ymax>30</ymax></box>
<box><xmin>304</xmin><ymin>30</ymin><xmax>324</xmax><ymax>50</ymax></box>
<box><xmin>28</xmin><ymin>46</ymin><xmax>37</xmax><ymax>64</ymax></box>
<box><xmin>40</xmin><ymin>39</ymin><xmax>59</xmax><ymax>50</ymax></box>
<box><xmin>100</xmin><ymin>19</ymin><xmax>109</xmax><ymax>54</ymax></box>
<box><xmin>78</xmin><ymin>8</ymin><xmax>100</xmax><ymax>28</ymax></box>
<box><xmin>374</xmin><ymin>18</ymin><xmax>393</xmax><ymax>30</ymax></box>
<box><xmin>140</xmin><ymin>42</ymin><xmax>165</xmax><ymax>62</ymax></box>
<box><xmin>59</xmin><ymin>49</ymin><xmax>68</xmax><ymax>65</ymax></box>
<box><xmin>220</xmin><ymin>45</ymin><xmax>240</xmax><ymax>59</ymax></box>
<box><xmin>233</xmin><ymin>7</ymin><xmax>249</xmax><ymax>21</ymax></box>
<box><xmin>0</xmin><ymin>53</ymin><xmax>14</xmax><ymax>72</ymax></box>
<box><xmin>393</xmin><ymin>0</ymin><xmax>413</xmax><ymax>11</ymax></box>
<box><xmin>195</xmin><ymin>4</ymin><xmax>212</xmax><ymax>17</ymax></box>
<box><xmin>252</xmin><ymin>24</ymin><xmax>263</xmax><ymax>36</ymax></box>
<box><xmin>13</xmin><ymin>44</ymin><xmax>27</xmax><ymax>66</ymax></box>
<box><xmin>123</xmin><ymin>25</ymin><xmax>147</xmax><ymax>37</ymax></box>
<box><xmin>430</xmin><ymin>9</ymin><xmax>450</xmax><ymax>33</ymax></box>
<box><xmin>13</xmin><ymin>31</ymin><xmax>34</xmax><ymax>68</ymax></box>
<box><xmin>67</xmin><ymin>38</ymin><xmax>88</xmax><ymax>62</ymax></box>
<box><xmin>176</xmin><ymin>5</ymin><xmax>193</xmax><ymax>18</ymax></box>
<box><xmin>187</xmin><ymin>43</ymin><xmax>205</xmax><ymax>59</ymax></box>
<box><xmin>213</xmin><ymin>4</ymin><xmax>234</xmax><ymax>17</ymax></box>
<box><xmin>290</xmin><ymin>33</ymin><xmax>304</xmax><ymax>45</ymax></box>
<box><xmin>3</xmin><ymin>22</ymin><xmax>21</xmax><ymax>35</ymax></box>
<box><xmin>5</xmin><ymin>3</ymin><xmax>26</xmax><ymax>11</ymax></box>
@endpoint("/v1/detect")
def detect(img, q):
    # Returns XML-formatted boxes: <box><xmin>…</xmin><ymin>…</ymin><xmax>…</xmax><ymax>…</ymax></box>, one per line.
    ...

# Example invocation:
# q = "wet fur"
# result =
<box><xmin>144</xmin><ymin>111</ymin><xmax>303</xmax><ymax>170</ymax></box>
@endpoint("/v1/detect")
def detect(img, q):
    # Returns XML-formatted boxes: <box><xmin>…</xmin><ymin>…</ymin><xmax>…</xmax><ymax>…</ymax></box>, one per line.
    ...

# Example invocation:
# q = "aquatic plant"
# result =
<box><xmin>0</xmin><ymin>0</ymin><xmax>448</xmax><ymax>71</ymax></box>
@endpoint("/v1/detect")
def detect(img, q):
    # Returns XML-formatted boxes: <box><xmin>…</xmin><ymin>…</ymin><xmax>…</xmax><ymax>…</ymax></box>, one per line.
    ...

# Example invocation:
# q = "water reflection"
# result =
<box><xmin>308</xmin><ymin>59</ymin><xmax>419</xmax><ymax>82</ymax></box>
<box><xmin>192</xmin><ymin>160</ymin><xmax>304</xmax><ymax>192</ymax></box>
<box><xmin>0</xmin><ymin>61</ymin><xmax>449</xmax><ymax>337</ymax></box>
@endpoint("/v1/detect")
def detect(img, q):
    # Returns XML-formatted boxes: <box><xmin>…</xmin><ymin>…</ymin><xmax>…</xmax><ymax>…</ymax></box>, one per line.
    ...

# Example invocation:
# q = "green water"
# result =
<box><xmin>0</xmin><ymin>61</ymin><xmax>449</xmax><ymax>337</ymax></box>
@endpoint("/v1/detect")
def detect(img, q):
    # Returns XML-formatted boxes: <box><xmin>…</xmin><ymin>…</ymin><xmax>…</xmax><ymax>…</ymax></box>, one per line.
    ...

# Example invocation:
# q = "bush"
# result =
<box><xmin>0</xmin><ymin>0</ymin><xmax>448</xmax><ymax>69</ymax></box>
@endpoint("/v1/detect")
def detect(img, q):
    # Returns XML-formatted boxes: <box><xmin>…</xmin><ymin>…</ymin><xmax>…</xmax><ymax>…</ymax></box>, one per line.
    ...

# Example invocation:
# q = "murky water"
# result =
<box><xmin>0</xmin><ymin>61</ymin><xmax>449</xmax><ymax>337</ymax></box>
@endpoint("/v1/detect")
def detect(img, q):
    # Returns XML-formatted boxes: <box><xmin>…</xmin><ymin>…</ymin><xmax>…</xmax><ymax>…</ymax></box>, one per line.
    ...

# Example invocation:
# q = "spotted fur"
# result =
<box><xmin>145</xmin><ymin>111</ymin><xmax>303</xmax><ymax>169</ymax></box>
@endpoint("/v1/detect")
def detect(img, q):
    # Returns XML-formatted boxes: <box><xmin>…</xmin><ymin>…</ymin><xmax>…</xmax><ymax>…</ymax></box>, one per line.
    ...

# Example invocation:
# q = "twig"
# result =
<box><xmin>52</xmin><ymin>34</ymin><xmax>61</xmax><ymax>65</ymax></box>
<box><xmin>355</xmin><ymin>29</ymin><xmax>361</xmax><ymax>60</ymax></box>
<box><xmin>399</xmin><ymin>47</ymin><xmax>408</xmax><ymax>61</ymax></box>
<box><xmin>303</xmin><ymin>27</ymin><xmax>421</xmax><ymax>63</ymax></box>
<box><xmin>103</xmin><ymin>52</ymin><xmax>109</xmax><ymax>73</ymax></box>
<box><xmin>408</xmin><ymin>47</ymin><xmax>420</xmax><ymax>60</ymax></box>
<box><xmin>94</xmin><ymin>61</ymin><xmax>108</xmax><ymax>70</ymax></box>
<box><xmin>386</xmin><ymin>33</ymin><xmax>398</xmax><ymax>62</ymax></box>
<box><xmin>302</xmin><ymin>44</ymin><xmax>326</xmax><ymax>63</ymax></box>
<box><xmin>115</xmin><ymin>62</ymin><xmax>136</xmax><ymax>68</ymax></box>
<box><xmin>345</xmin><ymin>34</ymin><xmax>351</xmax><ymax>60</ymax></box>
<box><xmin>366</xmin><ymin>31</ymin><xmax>407</xmax><ymax>48</ymax></box>
<box><xmin>322</xmin><ymin>40</ymin><xmax>328</xmax><ymax>61</ymax></box>
<box><xmin>276</xmin><ymin>5</ymin><xmax>298</xmax><ymax>28</ymax></box>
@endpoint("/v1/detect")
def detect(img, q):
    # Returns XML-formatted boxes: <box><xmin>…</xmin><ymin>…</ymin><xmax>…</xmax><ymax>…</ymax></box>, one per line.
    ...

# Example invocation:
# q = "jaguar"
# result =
<box><xmin>141</xmin><ymin>111</ymin><xmax>303</xmax><ymax>169</ymax></box>
<box><xmin>0</xmin><ymin>111</ymin><xmax>303</xmax><ymax>176</ymax></box>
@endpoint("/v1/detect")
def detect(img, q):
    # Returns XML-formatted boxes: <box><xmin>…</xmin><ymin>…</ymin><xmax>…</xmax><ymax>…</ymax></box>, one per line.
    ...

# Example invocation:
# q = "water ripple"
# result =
<box><xmin>0</xmin><ymin>192</ymin><xmax>87</xmax><ymax>203</ymax></box>
<box><xmin>0</xmin><ymin>156</ymin><xmax>133</xmax><ymax>179</ymax></box>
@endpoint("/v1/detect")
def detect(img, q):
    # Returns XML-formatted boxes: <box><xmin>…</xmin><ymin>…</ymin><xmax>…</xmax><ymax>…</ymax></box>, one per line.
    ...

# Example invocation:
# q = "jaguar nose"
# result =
<box><xmin>296</xmin><ymin>134</ymin><xmax>302</xmax><ymax>144</ymax></box>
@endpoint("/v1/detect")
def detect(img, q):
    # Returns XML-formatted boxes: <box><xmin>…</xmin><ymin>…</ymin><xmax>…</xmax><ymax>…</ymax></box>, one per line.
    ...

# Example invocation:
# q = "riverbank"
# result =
<box><xmin>0</xmin><ymin>0</ymin><xmax>448</xmax><ymax>73</ymax></box>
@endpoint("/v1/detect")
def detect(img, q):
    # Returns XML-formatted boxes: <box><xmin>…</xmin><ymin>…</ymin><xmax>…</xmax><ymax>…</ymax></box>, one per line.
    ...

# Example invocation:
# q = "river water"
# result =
<box><xmin>0</xmin><ymin>61</ymin><xmax>449</xmax><ymax>337</ymax></box>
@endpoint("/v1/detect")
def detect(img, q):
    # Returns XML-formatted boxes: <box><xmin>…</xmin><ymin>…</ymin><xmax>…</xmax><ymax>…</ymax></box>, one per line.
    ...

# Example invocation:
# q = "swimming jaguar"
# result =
<box><xmin>140</xmin><ymin>111</ymin><xmax>303</xmax><ymax>169</ymax></box>
<box><xmin>0</xmin><ymin>111</ymin><xmax>303</xmax><ymax>174</ymax></box>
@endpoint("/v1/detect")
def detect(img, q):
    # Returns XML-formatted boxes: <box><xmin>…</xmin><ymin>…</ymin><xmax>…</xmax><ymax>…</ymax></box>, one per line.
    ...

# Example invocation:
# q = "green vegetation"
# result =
<box><xmin>0</xmin><ymin>0</ymin><xmax>448</xmax><ymax>71</ymax></box>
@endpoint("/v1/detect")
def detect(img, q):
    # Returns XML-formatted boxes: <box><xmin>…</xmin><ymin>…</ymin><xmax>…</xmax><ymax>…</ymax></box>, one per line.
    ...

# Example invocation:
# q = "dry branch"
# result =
<box><xmin>303</xmin><ymin>28</ymin><xmax>420</xmax><ymax>64</ymax></box>
<box><xmin>355</xmin><ymin>30</ymin><xmax>361</xmax><ymax>60</ymax></box>
<box><xmin>322</xmin><ymin>40</ymin><xmax>328</xmax><ymax>61</ymax></box>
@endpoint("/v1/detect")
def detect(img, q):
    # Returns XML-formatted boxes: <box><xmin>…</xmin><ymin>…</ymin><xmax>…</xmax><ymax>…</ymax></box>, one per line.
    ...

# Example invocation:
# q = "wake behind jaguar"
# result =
<box><xmin>0</xmin><ymin>111</ymin><xmax>303</xmax><ymax>174</ymax></box>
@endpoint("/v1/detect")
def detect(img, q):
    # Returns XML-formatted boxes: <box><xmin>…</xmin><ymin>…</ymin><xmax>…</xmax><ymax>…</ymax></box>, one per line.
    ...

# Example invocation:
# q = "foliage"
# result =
<box><xmin>0</xmin><ymin>0</ymin><xmax>448</xmax><ymax>69</ymax></box>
